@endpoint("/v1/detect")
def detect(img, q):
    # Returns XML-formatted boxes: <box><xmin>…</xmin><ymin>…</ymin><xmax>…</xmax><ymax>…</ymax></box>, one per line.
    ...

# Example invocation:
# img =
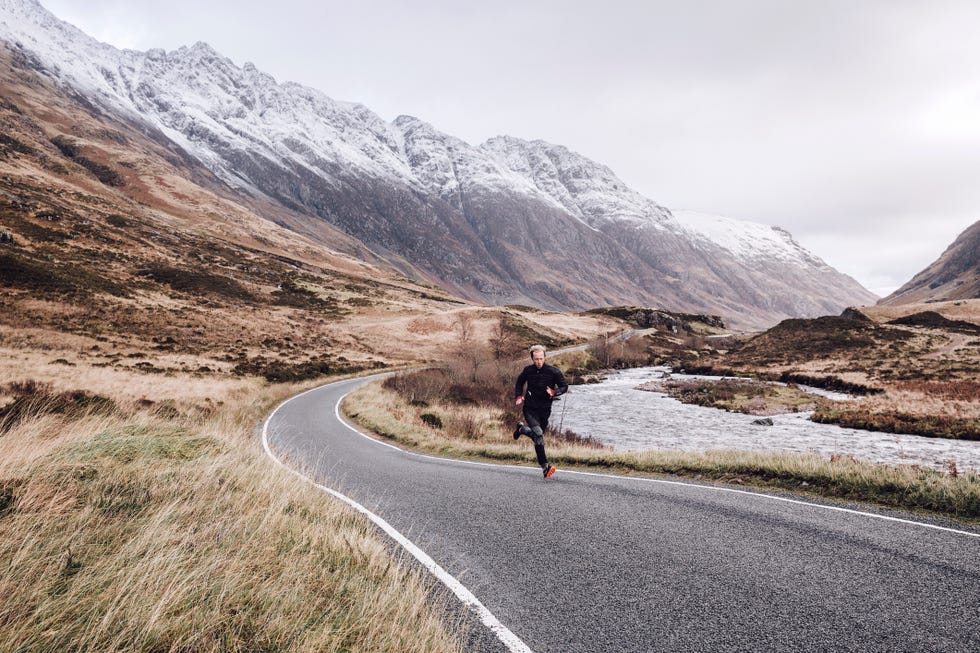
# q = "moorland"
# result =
<box><xmin>2</xmin><ymin>115</ymin><xmax>977</xmax><ymax>650</ymax></box>
<box><xmin>2</xmin><ymin>24</ymin><xmax>977</xmax><ymax>651</ymax></box>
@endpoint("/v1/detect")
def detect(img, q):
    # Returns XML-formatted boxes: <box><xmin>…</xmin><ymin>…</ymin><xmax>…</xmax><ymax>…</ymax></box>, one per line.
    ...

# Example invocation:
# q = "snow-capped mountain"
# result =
<box><xmin>672</xmin><ymin>210</ymin><xmax>825</xmax><ymax>267</ymax></box>
<box><xmin>0</xmin><ymin>0</ymin><xmax>877</xmax><ymax>327</ymax></box>
<box><xmin>481</xmin><ymin>136</ymin><xmax>674</xmax><ymax>231</ymax></box>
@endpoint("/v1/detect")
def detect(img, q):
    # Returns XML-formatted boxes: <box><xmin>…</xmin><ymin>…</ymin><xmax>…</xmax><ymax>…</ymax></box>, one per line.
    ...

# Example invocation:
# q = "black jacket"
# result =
<box><xmin>515</xmin><ymin>363</ymin><xmax>568</xmax><ymax>407</ymax></box>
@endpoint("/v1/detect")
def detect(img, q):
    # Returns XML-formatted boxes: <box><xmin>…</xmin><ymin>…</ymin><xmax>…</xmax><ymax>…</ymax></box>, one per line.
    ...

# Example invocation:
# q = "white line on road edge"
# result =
<box><xmin>328</xmin><ymin>381</ymin><xmax>980</xmax><ymax>541</ymax></box>
<box><xmin>262</xmin><ymin>383</ymin><xmax>534</xmax><ymax>653</ymax></box>
<box><xmin>563</xmin><ymin>467</ymin><xmax>980</xmax><ymax>539</ymax></box>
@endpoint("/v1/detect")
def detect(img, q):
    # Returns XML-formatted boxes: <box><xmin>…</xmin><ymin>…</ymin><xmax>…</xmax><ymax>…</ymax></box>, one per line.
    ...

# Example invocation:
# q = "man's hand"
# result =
<box><xmin>546</xmin><ymin>386</ymin><xmax>555</xmax><ymax>397</ymax></box>
<box><xmin>515</xmin><ymin>396</ymin><xmax>524</xmax><ymax>406</ymax></box>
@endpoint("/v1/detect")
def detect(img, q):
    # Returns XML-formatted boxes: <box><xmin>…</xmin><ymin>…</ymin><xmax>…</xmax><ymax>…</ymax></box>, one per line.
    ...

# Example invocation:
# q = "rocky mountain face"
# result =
<box><xmin>0</xmin><ymin>35</ymin><xmax>499</xmax><ymax>383</ymax></box>
<box><xmin>0</xmin><ymin>0</ymin><xmax>878</xmax><ymax>328</ymax></box>
<box><xmin>879</xmin><ymin>220</ymin><xmax>979</xmax><ymax>305</ymax></box>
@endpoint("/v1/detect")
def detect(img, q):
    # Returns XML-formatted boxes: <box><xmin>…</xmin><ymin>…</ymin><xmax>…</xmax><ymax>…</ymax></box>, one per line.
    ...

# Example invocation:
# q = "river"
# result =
<box><xmin>558</xmin><ymin>367</ymin><xmax>980</xmax><ymax>473</ymax></box>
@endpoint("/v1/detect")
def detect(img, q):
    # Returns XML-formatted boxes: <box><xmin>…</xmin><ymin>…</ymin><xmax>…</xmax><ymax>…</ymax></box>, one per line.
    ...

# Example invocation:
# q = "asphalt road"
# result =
<box><xmin>263</xmin><ymin>375</ymin><xmax>980</xmax><ymax>653</ymax></box>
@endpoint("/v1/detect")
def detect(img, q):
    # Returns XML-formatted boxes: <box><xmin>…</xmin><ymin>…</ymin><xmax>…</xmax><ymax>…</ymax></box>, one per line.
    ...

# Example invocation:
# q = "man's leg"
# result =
<box><xmin>522</xmin><ymin>408</ymin><xmax>550</xmax><ymax>469</ymax></box>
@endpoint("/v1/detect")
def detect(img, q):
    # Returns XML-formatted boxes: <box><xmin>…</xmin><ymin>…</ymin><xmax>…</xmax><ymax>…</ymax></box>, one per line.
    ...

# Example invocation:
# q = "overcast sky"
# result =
<box><xmin>42</xmin><ymin>0</ymin><xmax>980</xmax><ymax>296</ymax></box>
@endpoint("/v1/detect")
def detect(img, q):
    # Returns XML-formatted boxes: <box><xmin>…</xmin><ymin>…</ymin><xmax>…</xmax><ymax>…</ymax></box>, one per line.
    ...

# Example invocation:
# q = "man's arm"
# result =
<box><xmin>514</xmin><ymin>368</ymin><xmax>527</xmax><ymax>402</ymax></box>
<box><xmin>551</xmin><ymin>366</ymin><xmax>569</xmax><ymax>397</ymax></box>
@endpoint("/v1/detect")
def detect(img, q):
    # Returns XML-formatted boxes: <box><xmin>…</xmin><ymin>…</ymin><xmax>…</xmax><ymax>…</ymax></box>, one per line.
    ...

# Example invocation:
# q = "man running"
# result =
<box><xmin>513</xmin><ymin>344</ymin><xmax>568</xmax><ymax>478</ymax></box>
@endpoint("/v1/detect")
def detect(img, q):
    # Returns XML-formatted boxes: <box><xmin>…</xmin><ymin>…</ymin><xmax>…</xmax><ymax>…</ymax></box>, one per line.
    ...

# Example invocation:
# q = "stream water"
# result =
<box><xmin>558</xmin><ymin>367</ymin><xmax>980</xmax><ymax>472</ymax></box>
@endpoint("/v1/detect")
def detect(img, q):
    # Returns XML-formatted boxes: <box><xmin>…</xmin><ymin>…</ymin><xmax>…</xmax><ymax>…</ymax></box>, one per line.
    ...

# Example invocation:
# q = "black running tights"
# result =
<box><xmin>520</xmin><ymin>406</ymin><xmax>551</xmax><ymax>468</ymax></box>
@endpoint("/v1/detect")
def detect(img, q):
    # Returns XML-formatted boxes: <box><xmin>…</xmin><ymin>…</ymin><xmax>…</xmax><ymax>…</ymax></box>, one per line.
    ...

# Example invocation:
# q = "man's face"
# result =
<box><xmin>531</xmin><ymin>351</ymin><xmax>545</xmax><ymax>368</ymax></box>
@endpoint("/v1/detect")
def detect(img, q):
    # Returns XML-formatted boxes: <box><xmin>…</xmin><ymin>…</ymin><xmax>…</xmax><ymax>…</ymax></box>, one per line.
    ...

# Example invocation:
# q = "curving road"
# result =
<box><xmin>263</xmin><ymin>375</ymin><xmax>980</xmax><ymax>653</ymax></box>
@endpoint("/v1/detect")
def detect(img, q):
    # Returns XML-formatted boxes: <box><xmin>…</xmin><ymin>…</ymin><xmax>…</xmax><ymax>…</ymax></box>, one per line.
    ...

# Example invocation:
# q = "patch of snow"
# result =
<box><xmin>0</xmin><ymin>0</ymin><xmax>419</xmax><ymax>190</ymax></box>
<box><xmin>672</xmin><ymin>209</ymin><xmax>827</xmax><ymax>267</ymax></box>
<box><xmin>0</xmin><ymin>0</ymin><xmax>847</xmax><ymax>292</ymax></box>
<box><xmin>393</xmin><ymin>116</ymin><xmax>566</xmax><ymax>209</ymax></box>
<box><xmin>481</xmin><ymin>136</ymin><xmax>674</xmax><ymax>232</ymax></box>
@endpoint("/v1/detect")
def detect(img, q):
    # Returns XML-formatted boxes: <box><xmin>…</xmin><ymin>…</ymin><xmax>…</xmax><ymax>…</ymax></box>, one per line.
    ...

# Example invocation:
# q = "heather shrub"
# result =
<box><xmin>891</xmin><ymin>379</ymin><xmax>980</xmax><ymax>402</ymax></box>
<box><xmin>383</xmin><ymin>368</ymin><xmax>451</xmax><ymax>405</ymax></box>
<box><xmin>549</xmin><ymin>425</ymin><xmax>606</xmax><ymax>449</ymax></box>
<box><xmin>812</xmin><ymin>405</ymin><xmax>980</xmax><ymax>440</ymax></box>
<box><xmin>447</xmin><ymin>412</ymin><xmax>482</xmax><ymax>440</ymax></box>
<box><xmin>385</xmin><ymin>352</ymin><xmax>521</xmax><ymax>414</ymax></box>
<box><xmin>420</xmin><ymin>413</ymin><xmax>443</xmax><ymax>429</ymax></box>
<box><xmin>0</xmin><ymin>388</ymin><xmax>117</xmax><ymax>433</ymax></box>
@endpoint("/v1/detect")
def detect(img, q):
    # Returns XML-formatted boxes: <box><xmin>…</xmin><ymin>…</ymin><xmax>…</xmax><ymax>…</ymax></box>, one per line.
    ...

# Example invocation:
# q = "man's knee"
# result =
<box><xmin>529</xmin><ymin>425</ymin><xmax>544</xmax><ymax>445</ymax></box>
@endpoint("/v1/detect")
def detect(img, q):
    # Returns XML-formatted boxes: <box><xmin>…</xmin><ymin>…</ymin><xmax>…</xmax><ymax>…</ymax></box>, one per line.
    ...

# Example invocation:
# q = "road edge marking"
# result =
<box><xmin>262</xmin><ymin>382</ymin><xmax>535</xmax><ymax>653</ymax></box>
<box><xmin>330</xmin><ymin>379</ymin><xmax>980</xmax><ymax>541</ymax></box>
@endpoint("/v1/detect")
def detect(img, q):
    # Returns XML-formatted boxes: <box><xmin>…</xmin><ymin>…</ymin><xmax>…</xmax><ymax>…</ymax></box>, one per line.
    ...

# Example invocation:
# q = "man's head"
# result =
<box><xmin>529</xmin><ymin>344</ymin><xmax>546</xmax><ymax>368</ymax></box>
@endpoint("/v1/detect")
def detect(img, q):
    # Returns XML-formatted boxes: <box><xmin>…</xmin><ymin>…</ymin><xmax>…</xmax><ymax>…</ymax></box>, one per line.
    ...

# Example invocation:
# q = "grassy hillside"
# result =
<box><xmin>0</xmin><ymin>49</ymin><xmax>625</xmax><ymax>650</ymax></box>
<box><xmin>680</xmin><ymin>304</ymin><xmax>980</xmax><ymax>440</ymax></box>
<box><xmin>0</xmin><ymin>377</ymin><xmax>464</xmax><ymax>652</ymax></box>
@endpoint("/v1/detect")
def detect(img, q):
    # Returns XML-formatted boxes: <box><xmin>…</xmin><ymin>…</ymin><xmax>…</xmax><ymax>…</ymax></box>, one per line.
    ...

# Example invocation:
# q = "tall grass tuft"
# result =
<box><xmin>0</xmin><ymin>387</ymin><xmax>462</xmax><ymax>652</ymax></box>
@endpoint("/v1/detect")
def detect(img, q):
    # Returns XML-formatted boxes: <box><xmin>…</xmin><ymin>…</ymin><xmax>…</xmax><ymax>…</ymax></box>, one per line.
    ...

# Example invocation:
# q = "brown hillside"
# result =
<box><xmin>859</xmin><ymin>298</ymin><xmax>979</xmax><ymax>325</ymax></box>
<box><xmin>684</xmin><ymin>307</ymin><xmax>979</xmax><ymax>439</ymax></box>
<box><xmin>880</xmin><ymin>220</ymin><xmax>979</xmax><ymax>305</ymax></box>
<box><xmin>697</xmin><ymin>309</ymin><xmax>978</xmax><ymax>386</ymax></box>
<box><xmin>0</xmin><ymin>44</ymin><xmax>621</xmax><ymax>409</ymax></box>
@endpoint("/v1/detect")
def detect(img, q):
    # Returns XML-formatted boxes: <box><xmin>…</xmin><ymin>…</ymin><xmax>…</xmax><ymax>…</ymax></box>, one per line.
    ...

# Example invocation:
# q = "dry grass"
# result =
<box><xmin>0</xmin><ymin>221</ymin><xmax>618</xmax><ymax>652</ymax></box>
<box><xmin>680</xmin><ymin>309</ymin><xmax>980</xmax><ymax>439</ymax></box>
<box><xmin>0</xmin><ymin>344</ymin><xmax>255</xmax><ymax>407</ymax></box>
<box><xmin>812</xmin><ymin>384</ymin><xmax>980</xmax><ymax>440</ymax></box>
<box><xmin>0</xmin><ymin>383</ymin><xmax>463</xmax><ymax>653</ymax></box>
<box><xmin>859</xmin><ymin>299</ymin><xmax>980</xmax><ymax>325</ymax></box>
<box><xmin>636</xmin><ymin>378</ymin><xmax>819</xmax><ymax>416</ymax></box>
<box><xmin>344</xmin><ymin>379</ymin><xmax>980</xmax><ymax>522</ymax></box>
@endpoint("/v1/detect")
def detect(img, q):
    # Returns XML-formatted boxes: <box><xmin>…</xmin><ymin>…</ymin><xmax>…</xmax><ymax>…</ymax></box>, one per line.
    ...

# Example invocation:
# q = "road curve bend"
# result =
<box><xmin>263</xmin><ymin>375</ymin><xmax>980</xmax><ymax>653</ymax></box>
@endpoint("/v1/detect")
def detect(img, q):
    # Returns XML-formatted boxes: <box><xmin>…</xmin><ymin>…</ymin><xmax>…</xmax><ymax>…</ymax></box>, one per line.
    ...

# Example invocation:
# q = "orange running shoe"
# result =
<box><xmin>543</xmin><ymin>465</ymin><xmax>557</xmax><ymax>479</ymax></box>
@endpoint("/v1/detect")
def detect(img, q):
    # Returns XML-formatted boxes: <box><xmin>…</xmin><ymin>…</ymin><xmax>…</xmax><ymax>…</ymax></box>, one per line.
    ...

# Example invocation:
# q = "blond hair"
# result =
<box><xmin>529</xmin><ymin>344</ymin><xmax>547</xmax><ymax>356</ymax></box>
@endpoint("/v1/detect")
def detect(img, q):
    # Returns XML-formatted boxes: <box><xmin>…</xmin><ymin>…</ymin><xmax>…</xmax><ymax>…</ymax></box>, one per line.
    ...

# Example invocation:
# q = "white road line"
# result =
<box><xmin>262</xmin><ymin>382</ymin><xmax>535</xmax><ymax>653</ymax></box>
<box><xmin>263</xmin><ymin>375</ymin><xmax>979</xmax><ymax>653</ymax></box>
<box><xmin>329</xmin><ymin>380</ymin><xmax>980</xmax><ymax>541</ymax></box>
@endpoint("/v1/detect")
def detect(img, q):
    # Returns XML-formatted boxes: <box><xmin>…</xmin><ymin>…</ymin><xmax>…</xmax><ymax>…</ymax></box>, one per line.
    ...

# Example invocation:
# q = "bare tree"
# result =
<box><xmin>489</xmin><ymin>315</ymin><xmax>520</xmax><ymax>360</ymax></box>
<box><xmin>454</xmin><ymin>311</ymin><xmax>475</xmax><ymax>347</ymax></box>
<box><xmin>453</xmin><ymin>311</ymin><xmax>484</xmax><ymax>382</ymax></box>
<box><xmin>590</xmin><ymin>330</ymin><xmax>618</xmax><ymax>369</ymax></box>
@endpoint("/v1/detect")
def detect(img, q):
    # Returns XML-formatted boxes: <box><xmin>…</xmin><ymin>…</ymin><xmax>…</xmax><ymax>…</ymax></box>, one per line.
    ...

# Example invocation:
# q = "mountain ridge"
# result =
<box><xmin>879</xmin><ymin>220</ymin><xmax>979</xmax><ymax>305</ymax></box>
<box><xmin>0</xmin><ymin>0</ymin><xmax>878</xmax><ymax>327</ymax></box>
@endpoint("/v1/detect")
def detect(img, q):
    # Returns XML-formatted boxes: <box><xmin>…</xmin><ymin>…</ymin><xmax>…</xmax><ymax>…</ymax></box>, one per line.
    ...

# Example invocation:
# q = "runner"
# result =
<box><xmin>513</xmin><ymin>344</ymin><xmax>568</xmax><ymax>478</ymax></box>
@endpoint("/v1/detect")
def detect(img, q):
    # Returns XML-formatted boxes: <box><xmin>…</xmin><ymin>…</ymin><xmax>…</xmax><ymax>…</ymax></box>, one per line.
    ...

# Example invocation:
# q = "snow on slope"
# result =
<box><xmin>672</xmin><ymin>209</ymin><xmax>827</xmax><ymax>268</ymax></box>
<box><xmin>393</xmin><ymin>115</ymin><xmax>559</xmax><ymax>210</ymax></box>
<box><xmin>481</xmin><ymin>136</ymin><xmax>674</xmax><ymax>232</ymax></box>
<box><xmin>1</xmin><ymin>0</ymin><xmax>843</xmax><ymax>277</ymax></box>
<box><xmin>0</xmin><ymin>0</ymin><xmax>416</xmax><ymax>191</ymax></box>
